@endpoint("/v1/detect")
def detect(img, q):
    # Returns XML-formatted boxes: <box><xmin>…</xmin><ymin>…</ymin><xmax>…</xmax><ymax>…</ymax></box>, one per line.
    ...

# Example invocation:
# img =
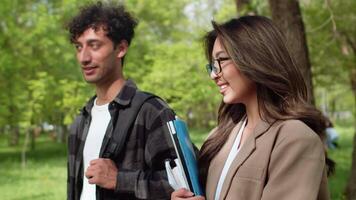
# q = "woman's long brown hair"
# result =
<box><xmin>199</xmin><ymin>16</ymin><xmax>333</xmax><ymax>187</ymax></box>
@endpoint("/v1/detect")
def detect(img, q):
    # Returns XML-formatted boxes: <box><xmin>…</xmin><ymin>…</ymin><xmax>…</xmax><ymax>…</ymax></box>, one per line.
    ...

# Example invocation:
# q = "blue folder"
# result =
<box><xmin>166</xmin><ymin>118</ymin><xmax>204</xmax><ymax>196</ymax></box>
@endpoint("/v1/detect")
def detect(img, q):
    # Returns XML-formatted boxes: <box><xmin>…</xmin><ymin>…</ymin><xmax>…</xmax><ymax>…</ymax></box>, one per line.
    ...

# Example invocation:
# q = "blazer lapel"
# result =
<box><xmin>218</xmin><ymin>133</ymin><xmax>256</xmax><ymax>200</ymax></box>
<box><xmin>206</xmin><ymin>121</ymin><xmax>244</xmax><ymax>200</ymax></box>
<box><xmin>218</xmin><ymin>119</ymin><xmax>273</xmax><ymax>200</ymax></box>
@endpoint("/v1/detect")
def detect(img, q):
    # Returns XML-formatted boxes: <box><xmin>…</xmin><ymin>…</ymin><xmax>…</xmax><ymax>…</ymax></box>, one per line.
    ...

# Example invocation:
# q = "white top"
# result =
<box><xmin>214</xmin><ymin>119</ymin><xmax>247</xmax><ymax>200</ymax></box>
<box><xmin>80</xmin><ymin>99</ymin><xmax>111</xmax><ymax>200</ymax></box>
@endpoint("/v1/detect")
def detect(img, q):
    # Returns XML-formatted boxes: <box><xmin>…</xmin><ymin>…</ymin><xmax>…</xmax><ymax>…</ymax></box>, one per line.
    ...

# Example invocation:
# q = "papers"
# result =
<box><xmin>165</xmin><ymin>117</ymin><xmax>204</xmax><ymax>196</ymax></box>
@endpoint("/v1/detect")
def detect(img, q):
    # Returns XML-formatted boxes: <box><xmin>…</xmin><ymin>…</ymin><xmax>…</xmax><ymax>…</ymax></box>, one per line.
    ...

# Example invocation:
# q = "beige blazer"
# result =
<box><xmin>205</xmin><ymin>119</ymin><xmax>330</xmax><ymax>200</ymax></box>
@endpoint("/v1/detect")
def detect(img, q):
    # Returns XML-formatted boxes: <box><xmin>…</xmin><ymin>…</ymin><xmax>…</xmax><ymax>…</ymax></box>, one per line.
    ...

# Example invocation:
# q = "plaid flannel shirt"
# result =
<box><xmin>67</xmin><ymin>80</ymin><xmax>177</xmax><ymax>200</ymax></box>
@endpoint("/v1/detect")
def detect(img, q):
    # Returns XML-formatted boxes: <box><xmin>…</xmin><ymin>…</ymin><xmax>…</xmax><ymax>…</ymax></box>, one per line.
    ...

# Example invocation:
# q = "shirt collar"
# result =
<box><xmin>112</xmin><ymin>79</ymin><xmax>137</xmax><ymax>106</ymax></box>
<box><xmin>82</xmin><ymin>79</ymin><xmax>138</xmax><ymax>115</ymax></box>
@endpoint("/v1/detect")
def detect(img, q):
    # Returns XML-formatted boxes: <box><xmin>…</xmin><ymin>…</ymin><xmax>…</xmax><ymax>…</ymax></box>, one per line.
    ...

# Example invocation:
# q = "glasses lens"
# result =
<box><xmin>206</xmin><ymin>64</ymin><xmax>213</xmax><ymax>75</ymax></box>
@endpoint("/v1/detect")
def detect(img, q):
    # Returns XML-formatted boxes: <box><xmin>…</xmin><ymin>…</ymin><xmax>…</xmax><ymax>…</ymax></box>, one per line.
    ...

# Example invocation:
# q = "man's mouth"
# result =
<box><xmin>82</xmin><ymin>66</ymin><xmax>97</xmax><ymax>76</ymax></box>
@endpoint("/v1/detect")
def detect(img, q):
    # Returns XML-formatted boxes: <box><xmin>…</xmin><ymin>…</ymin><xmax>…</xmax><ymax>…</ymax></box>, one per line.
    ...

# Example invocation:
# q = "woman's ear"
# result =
<box><xmin>116</xmin><ymin>40</ymin><xmax>129</xmax><ymax>59</ymax></box>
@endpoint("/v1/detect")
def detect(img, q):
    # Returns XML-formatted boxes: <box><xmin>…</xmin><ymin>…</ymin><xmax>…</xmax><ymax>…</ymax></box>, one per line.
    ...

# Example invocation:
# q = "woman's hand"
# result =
<box><xmin>171</xmin><ymin>188</ymin><xmax>205</xmax><ymax>200</ymax></box>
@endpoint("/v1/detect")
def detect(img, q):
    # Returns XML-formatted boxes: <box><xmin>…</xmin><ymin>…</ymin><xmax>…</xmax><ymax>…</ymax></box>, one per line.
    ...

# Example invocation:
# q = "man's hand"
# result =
<box><xmin>85</xmin><ymin>158</ymin><xmax>118</xmax><ymax>190</ymax></box>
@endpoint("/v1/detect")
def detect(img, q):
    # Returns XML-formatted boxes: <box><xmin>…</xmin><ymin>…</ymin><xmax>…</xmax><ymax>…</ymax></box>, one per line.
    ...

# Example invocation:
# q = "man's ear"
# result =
<box><xmin>116</xmin><ymin>40</ymin><xmax>129</xmax><ymax>59</ymax></box>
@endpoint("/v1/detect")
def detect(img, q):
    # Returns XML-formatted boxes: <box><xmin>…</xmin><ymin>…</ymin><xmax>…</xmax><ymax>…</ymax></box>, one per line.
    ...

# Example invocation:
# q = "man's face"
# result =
<box><xmin>74</xmin><ymin>27</ymin><xmax>126</xmax><ymax>85</ymax></box>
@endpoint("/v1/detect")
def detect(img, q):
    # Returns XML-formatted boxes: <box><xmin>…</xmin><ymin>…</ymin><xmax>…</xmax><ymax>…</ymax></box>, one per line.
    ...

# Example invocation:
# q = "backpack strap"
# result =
<box><xmin>102</xmin><ymin>91</ymin><xmax>157</xmax><ymax>158</ymax></box>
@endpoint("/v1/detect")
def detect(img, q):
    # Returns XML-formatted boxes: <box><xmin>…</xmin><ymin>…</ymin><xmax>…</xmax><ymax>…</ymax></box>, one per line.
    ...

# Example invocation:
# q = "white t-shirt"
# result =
<box><xmin>80</xmin><ymin>99</ymin><xmax>111</xmax><ymax>200</ymax></box>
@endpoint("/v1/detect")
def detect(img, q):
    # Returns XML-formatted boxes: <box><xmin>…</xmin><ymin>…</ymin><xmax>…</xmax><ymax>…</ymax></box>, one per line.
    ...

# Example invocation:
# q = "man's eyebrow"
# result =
<box><xmin>72</xmin><ymin>41</ymin><xmax>81</xmax><ymax>45</ymax></box>
<box><xmin>86</xmin><ymin>39</ymin><xmax>101</xmax><ymax>44</ymax></box>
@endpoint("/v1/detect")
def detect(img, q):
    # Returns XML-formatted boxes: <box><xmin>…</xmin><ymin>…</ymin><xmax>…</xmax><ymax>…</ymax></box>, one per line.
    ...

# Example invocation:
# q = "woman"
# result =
<box><xmin>172</xmin><ymin>16</ymin><xmax>330</xmax><ymax>200</ymax></box>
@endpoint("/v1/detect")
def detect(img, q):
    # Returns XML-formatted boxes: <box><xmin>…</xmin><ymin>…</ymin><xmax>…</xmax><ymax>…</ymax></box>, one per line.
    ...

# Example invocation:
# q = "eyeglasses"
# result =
<box><xmin>205</xmin><ymin>57</ymin><xmax>231</xmax><ymax>75</ymax></box>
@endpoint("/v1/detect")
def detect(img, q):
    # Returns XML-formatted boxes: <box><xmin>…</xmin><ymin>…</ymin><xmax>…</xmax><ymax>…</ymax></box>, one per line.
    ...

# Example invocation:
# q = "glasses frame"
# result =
<box><xmin>205</xmin><ymin>57</ymin><xmax>231</xmax><ymax>75</ymax></box>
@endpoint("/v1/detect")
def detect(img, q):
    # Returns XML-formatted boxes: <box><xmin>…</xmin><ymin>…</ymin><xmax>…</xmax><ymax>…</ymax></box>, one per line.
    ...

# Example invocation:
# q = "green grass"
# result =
<box><xmin>0</xmin><ymin>125</ymin><xmax>353</xmax><ymax>199</ymax></box>
<box><xmin>328</xmin><ymin>125</ymin><xmax>354</xmax><ymax>200</ymax></box>
<box><xmin>0</xmin><ymin>134</ymin><xmax>67</xmax><ymax>200</ymax></box>
<box><xmin>190</xmin><ymin>128</ymin><xmax>210</xmax><ymax>148</ymax></box>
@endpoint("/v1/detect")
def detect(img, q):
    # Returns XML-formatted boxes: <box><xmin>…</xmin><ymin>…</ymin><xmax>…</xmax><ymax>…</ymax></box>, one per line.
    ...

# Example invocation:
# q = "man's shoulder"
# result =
<box><xmin>143</xmin><ymin>95</ymin><xmax>171</xmax><ymax>111</ymax></box>
<box><xmin>134</xmin><ymin>91</ymin><xmax>175</xmax><ymax>123</ymax></box>
<box><xmin>134</xmin><ymin>90</ymin><xmax>170</xmax><ymax>111</ymax></box>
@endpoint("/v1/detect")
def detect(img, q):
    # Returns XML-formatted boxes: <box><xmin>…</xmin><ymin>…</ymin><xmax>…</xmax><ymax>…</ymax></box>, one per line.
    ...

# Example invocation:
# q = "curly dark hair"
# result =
<box><xmin>67</xmin><ymin>1</ymin><xmax>138</xmax><ymax>47</ymax></box>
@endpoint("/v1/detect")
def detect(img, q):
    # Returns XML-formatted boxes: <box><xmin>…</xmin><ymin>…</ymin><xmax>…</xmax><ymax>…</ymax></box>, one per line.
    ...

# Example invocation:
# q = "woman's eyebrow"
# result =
<box><xmin>214</xmin><ymin>51</ymin><xmax>227</xmax><ymax>58</ymax></box>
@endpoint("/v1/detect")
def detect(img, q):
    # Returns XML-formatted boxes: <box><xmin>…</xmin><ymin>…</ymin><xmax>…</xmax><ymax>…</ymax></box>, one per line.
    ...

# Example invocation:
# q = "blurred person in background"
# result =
<box><xmin>325</xmin><ymin>117</ymin><xmax>339</xmax><ymax>149</ymax></box>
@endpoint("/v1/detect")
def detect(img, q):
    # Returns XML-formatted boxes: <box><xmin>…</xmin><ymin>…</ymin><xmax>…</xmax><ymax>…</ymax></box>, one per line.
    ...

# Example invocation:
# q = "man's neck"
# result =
<box><xmin>95</xmin><ymin>78</ymin><xmax>126</xmax><ymax>105</ymax></box>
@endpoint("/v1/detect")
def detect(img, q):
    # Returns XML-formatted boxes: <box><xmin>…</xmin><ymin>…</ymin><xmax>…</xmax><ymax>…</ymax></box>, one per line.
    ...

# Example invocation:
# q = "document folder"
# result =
<box><xmin>165</xmin><ymin>117</ymin><xmax>204</xmax><ymax>196</ymax></box>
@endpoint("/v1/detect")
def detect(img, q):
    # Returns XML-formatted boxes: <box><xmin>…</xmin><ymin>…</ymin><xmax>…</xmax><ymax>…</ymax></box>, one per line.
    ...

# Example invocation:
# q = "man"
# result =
<box><xmin>66</xmin><ymin>2</ymin><xmax>176</xmax><ymax>199</ymax></box>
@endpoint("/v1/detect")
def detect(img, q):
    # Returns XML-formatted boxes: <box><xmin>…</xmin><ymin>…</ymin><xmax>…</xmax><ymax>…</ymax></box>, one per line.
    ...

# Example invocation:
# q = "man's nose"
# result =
<box><xmin>78</xmin><ymin>48</ymin><xmax>91</xmax><ymax>66</ymax></box>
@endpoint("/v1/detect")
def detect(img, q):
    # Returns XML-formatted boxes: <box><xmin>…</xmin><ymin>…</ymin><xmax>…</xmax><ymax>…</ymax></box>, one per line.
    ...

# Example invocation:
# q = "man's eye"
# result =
<box><xmin>91</xmin><ymin>43</ymin><xmax>100</xmax><ymax>50</ymax></box>
<box><xmin>75</xmin><ymin>45</ymin><xmax>82</xmax><ymax>51</ymax></box>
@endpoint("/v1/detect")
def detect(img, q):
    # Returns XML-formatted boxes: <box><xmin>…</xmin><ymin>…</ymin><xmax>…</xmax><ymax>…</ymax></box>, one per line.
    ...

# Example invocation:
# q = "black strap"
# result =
<box><xmin>102</xmin><ymin>91</ymin><xmax>156</xmax><ymax>158</ymax></box>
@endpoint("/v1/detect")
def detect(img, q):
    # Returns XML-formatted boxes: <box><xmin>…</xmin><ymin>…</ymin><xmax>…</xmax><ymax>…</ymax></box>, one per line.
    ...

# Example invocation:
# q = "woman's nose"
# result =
<box><xmin>210</xmin><ymin>71</ymin><xmax>219</xmax><ymax>80</ymax></box>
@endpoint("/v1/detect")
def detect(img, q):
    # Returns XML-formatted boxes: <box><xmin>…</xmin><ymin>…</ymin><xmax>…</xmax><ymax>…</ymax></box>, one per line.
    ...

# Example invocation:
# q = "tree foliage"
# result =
<box><xmin>0</xmin><ymin>0</ymin><xmax>354</xmax><ymax>144</ymax></box>
<box><xmin>302</xmin><ymin>0</ymin><xmax>355</xmax><ymax>117</ymax></box>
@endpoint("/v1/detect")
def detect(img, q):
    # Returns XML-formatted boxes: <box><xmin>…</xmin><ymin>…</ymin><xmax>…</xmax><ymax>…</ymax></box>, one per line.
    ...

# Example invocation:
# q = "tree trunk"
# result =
<box><xmin>346</xmin><ymin>121</ymin><xmax>356</xmax><ymax>199</ymax></box>
<box><xmin>21</xmin><ymin>128</ymin><xmax>31</xmax><ymax>169</ymax></box>
<box><xmin>268</xmin><ymin>0</ymin><xmax>315</xmax><ymax>104</ymax></box>
<box><xmin>30</xmin><ymin>125</ymin><xmax>41</xmax><ymax>151</ymax></box>
<box><xmin>9</xmin><ymin>125</ymin><xmax>19</xmax><ymax>146</ymax></box>
<box><xmin>345</xmin><ymin>69</ymin><xmax>356</xmax><ymax>200</ymax></box>
<box><xmin>60</xmin><ymin>124</ymin><xmax>68</xmax><ymax>143</ymax></box>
